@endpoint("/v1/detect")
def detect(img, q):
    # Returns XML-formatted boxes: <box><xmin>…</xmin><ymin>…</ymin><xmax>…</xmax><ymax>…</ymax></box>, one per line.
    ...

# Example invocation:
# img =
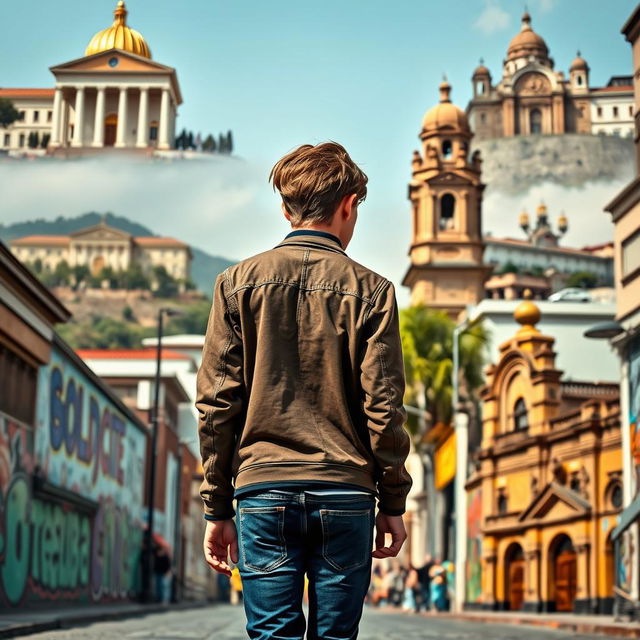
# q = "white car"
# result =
<box><xmin>548</xmin><ymin>288</ymin><xmax>592</xmax><ymax>303</ymax></box>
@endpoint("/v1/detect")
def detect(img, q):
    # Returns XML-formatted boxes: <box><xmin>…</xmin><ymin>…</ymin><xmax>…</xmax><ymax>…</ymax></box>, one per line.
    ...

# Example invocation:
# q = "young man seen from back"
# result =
<box><xmin>196</xmin><ymin>142</ymin><xmax>413</xmax><ymax>639</ymax></box>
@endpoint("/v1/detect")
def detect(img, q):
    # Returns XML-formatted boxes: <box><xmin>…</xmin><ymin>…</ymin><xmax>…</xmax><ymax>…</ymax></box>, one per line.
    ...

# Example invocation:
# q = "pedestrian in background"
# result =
<box><xmin>196</xmin><ymin>142</ymin><xmax>413</xmax><ymax>639</ymax></box>
<box><xmin>153</xmin><ymin>545</ymin><xmax>171</xmax><ymax>604</ymax></box>
<box><xmin>417</xmin><ymin>553</ymin><xmax>434</xmax><ymax>612</ymax></box>
<box><xmin>402</xmin><ymin>563</ymin><xmax>419</xmax><ymax>612</ymax></box>
<box><xmin>429</xmin><ymin>558</ymin><xmax>448</xmax><ymax>612</ymax></box>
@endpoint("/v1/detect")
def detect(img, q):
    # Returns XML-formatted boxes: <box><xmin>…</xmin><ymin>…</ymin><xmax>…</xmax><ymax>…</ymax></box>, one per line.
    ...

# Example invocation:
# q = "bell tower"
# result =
<box><xmin>402</xmin><ymin>79</ymin><xmax>491</xmax><ymax>318</ymax></box>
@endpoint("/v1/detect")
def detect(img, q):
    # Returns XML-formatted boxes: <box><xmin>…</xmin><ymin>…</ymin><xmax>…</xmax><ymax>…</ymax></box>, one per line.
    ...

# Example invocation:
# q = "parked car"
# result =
<box><xmin>548</xmin><ymin>288</ymin><xmax>592</xmax><ymax>302</ymax></box>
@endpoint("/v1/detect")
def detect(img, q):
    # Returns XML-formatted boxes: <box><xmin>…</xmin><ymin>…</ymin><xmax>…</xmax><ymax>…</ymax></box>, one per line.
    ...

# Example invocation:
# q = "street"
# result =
<box><xmin>18</xmin><ymin>604</ymin><xmax>609</xmax><ymax>640</ymax></box>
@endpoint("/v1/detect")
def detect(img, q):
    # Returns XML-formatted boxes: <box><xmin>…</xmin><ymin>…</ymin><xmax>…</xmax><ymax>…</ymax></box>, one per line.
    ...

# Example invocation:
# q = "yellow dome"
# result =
<box><xmin>507</xmin><ymin>12</ymin><xmax>549</xmax><ymax>61</ymax></box>
<box><xmin>85</xmin><ymin>1</ymin><xmax>151</xmax><ymax>59</ymax></box>
<box><xmin>422</xmin><ymin>80</ymin><xmax>470</xmax><ymax>134</ymax></box>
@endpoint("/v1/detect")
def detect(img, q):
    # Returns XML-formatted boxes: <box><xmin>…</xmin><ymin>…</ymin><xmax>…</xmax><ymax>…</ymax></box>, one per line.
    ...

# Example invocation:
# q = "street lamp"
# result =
<box><xmin>143</xmin><ymin>306</ymin><xmax>185</xmax><ymax>603</ymax></box>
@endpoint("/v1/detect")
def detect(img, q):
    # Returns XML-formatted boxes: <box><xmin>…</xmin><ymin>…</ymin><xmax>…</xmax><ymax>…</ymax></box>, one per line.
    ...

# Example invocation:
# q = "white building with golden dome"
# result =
<box><xmin>0</xmin><ymin>1</ymin><xmax>182</xmax><ymax>154</ymax></box>
<box><xmin>468</xmin><ymin>12</ymin><xmax>633</xmax><ymax>139</ymax></box>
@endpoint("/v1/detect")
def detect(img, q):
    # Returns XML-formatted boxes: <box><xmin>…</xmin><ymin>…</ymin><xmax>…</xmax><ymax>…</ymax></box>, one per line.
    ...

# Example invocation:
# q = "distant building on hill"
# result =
<box><xmin>467</xmin><ymin>12</ymin><xmax>634</xmax><ymax>140</ymax></box>
<box><xmin>10</xmin><ymin>218</ymin><xmax>192</xmax><ymax>281</ymax></box>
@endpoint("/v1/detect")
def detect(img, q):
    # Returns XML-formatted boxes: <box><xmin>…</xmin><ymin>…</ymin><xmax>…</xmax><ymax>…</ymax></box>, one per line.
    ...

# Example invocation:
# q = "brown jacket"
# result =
<box><xmin>196</xmin><ymin>231</ymin><xmax>412</xmax><ymax>519</ymax></box>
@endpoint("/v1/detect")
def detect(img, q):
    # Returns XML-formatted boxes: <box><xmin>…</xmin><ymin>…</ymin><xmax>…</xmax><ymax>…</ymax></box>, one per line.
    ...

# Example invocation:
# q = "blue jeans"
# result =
<box><xmin>237</xmin><ymin>489</ymin><xmax>376</xmax><ymax>639</ymax></box>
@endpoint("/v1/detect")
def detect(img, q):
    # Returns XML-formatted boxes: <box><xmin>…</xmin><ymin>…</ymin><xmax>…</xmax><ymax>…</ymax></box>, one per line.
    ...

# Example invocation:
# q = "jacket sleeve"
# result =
<box><xmin>359</xmin><ymin>280</ymin><xmax>413</xmax><ymax>516</ymax></box>
<box><xmin>196</xmin><ymin>270</ymin><xmax>244</xmax><ymax>520</ymax></box>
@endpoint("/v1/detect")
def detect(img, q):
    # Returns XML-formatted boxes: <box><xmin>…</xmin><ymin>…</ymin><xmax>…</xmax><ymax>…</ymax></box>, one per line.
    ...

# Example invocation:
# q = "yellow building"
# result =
<box><xmin>465</xmin><ymin>298</ymin><xmax>622</xmax><ymax>614</ymax></box>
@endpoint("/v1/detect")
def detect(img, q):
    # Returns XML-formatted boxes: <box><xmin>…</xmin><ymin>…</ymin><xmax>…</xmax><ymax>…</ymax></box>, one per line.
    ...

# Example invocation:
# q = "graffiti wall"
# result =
<box><xmin>0</xmin><ymin>346</ymin><xmax>147</xmax><ymax>607</ymax></box>
<box><xmin>466</xmin><ymin>486</ymin><xmax>483</xmax><ymax>605</ymax></box>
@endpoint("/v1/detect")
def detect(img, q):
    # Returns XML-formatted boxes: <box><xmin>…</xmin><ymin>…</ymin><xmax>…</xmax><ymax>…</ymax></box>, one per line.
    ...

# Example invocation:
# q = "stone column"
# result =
<box><xmin>575</xmin><ymin>542</ymin><xmax>591</xmax><ymax>612</ymax></box>
<box><xmin>61</xmin><ymin>98</ymin><xmax>70</xmax><ymax>146</ymax></box>
<box><xmin>115</xmin><ymin>86</ymin><xmax>128</xmax><ymax>148</ymax></box>
<box><xmin>158</xmin><ymin>88</ymin><xmax>170</xmax><ymax>150</ymax></box>
<box><xmin>71</xmin><ymin>87</ymin><xmax>85</xmax><ymax>147</ymax></box>
<box><xmin>136</xmin><ymin>87</ymin><xmax>149</xmax><ymax>148</ymax></box>
<box><xmin>92</xmin><ymin>87</ymin><xmax>106</xmax><ymax>147</ymax></box>
<box><xmin>524</xmin><ymin>548</ymin><xmax>541</xmax><ymax>611</ymax></box>
<box><xmin>50</xmin><ymin>87</ymin><xmax>63</xmax><ymax>147</ymax></box>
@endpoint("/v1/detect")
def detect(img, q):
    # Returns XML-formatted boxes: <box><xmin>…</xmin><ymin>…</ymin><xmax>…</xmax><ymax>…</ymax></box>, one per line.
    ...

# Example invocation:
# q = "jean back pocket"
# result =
<box><xmin>239</xmin><ymin>505</ymin><xmax>287</xmax><ymax>573</ymax></box>
<box><xmin>320</xmin><ymin>507</ymin><xmax>372</xmax><ymax>572</ymax></box>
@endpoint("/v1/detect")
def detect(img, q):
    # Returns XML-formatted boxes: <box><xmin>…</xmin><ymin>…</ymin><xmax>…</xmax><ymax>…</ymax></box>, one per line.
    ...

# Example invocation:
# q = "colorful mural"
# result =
<box><xmin>466</xmin><ymin>486</ymin><xmax>483</xmax><ymax>604</ymax></box>
<box><xmin>0</xmin><ymin>346</ymin><xmax>147</xmax><ymax>606</ymax></box>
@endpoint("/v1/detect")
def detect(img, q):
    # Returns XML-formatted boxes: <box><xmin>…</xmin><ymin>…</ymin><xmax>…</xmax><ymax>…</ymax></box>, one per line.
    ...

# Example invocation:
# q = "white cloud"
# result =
<box><xmin>474</xmin><ymin>0</ymin><xmax>511</xmax><ymax>35</ymax></box>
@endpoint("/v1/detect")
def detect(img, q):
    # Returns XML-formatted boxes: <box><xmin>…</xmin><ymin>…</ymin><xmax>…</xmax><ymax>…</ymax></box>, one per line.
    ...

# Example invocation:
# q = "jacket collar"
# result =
<box><xmin>276</xmin><ymin>229</ymin><xmax>346</xmax><ymax>254</ymax></box>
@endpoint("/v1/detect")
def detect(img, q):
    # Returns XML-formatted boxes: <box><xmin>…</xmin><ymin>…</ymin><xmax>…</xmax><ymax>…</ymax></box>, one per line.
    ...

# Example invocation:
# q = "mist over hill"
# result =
<box><xmin>0</xmin><ymin>212</ymin><xmax>235</xmax><ymax>294</ymax></box>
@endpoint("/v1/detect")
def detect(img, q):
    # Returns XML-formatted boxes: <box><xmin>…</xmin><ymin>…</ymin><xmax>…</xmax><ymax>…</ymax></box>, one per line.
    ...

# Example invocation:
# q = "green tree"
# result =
<box><xmin>0</xmin><ymin>98</ymin><xmax>19</xmax><ymax>129</ymax></box>
<box><xmin>218</xmin><ymin>132</ymin><xmax>227</xmax><ymax>153</ymax></box>
<box><xmin>28</xmin><ymin>132</ymin><xmax>39</xmax><ymax>148</ymax></box>
<box><xmin>41</xmin><ymin>133</ymin><xmax>50</xmax><ymax>148</ymax></box>
<box><xmin>226</xmin><ymin>130</ymin><xmax>233</xmax><ymax>154</ymax></box>
<box><xmin>122</xmin><ymin>305</ymin><xmax>135</xmax><ymax>321</ymax></box>
<box><xmin>33</xmin><ymin>258</ymin><xmax>43</xmax><ymax>274</ymax></box>
<box><xmin>166</xmin><ymin>300</ymin><xmax>211</xmax><ymax>334</ymax></box>
<box><xmin>202</xmin><ymin>134</ymin><xmax>215</xmax><ymax>152</ymax></box>
<box><xmin>566</xmin><ymin>271</ymin><xmax>598</xmax><ymax>289</ymax></box>
<box><xmin>53</xmin><ymin>260</ymin><xmax>71</xmax><ymax>285</ymax></box>
<box><xmin>121</xmin><ymin>264</ymin><xmax>150</xmax><ymax>290</ymax></box>
<box><xmin>498</xmin><ymin>261</ymin><xmax>519</xmax><ymax>274</ymax></box>
<box><xmin>72</xmin><ymin>264</ymin><xmax>90</xmax><ymax>286</ymax></box>
<box><xmin>152</xmin><ymin>265</ymin><xmax>179</xmax><ymax>298</ymax></box>
<box><xmin>400</xmin><ymin>305</ymin><xmax>489</xmax><ymax>436</ymax></box>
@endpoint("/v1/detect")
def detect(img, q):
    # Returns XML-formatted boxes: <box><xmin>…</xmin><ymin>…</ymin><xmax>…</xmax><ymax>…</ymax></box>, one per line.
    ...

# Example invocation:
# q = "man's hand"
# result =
<box><xmin>203</xmin><ymin>519</ymin><xmax>239</xmax><ymax>576</ymax></box>
<box><xmin>372</xmin><ymin>512</ymin><xmax>406</xmax><ymax>559</ymax></box>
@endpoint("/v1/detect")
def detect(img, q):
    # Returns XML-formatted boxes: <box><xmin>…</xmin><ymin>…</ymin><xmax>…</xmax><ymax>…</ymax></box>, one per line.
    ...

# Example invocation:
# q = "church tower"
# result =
<box><xmin>402</xmin><ymin>79</ymin><xmax>491</xmax><ymax>318</ymax></box>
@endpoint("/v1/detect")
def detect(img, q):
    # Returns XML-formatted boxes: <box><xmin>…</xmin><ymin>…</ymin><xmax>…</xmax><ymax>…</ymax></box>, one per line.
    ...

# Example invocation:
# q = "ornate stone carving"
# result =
<box><xmin>516</xmin><ymin>72</ymin><xmax>551</xmax><ymax>96</ymax></box>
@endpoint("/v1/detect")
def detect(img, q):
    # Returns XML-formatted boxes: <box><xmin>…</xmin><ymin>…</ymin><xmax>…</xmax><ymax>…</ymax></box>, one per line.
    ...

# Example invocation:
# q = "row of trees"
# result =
<box><xmin>28</xmin><ymin>259</ymin><xmax>195</xmax><ymax>297</ymax></box>
<box><xmin>175</xmin><ymin>129</ymin><xmax>233</xmax><ymax>154</ymax></box>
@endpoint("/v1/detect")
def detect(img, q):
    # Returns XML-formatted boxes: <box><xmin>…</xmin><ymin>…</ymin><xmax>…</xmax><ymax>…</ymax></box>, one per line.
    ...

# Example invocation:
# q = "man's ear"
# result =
<box><xmin>281</xmin><ymin>202</ymin><xmax>292</xmax><ymax>223</ymax></box>
<box><xmin>342</xmin><ymin>193</ymin><xmax>358</xmax><ymax>220</ymax></box>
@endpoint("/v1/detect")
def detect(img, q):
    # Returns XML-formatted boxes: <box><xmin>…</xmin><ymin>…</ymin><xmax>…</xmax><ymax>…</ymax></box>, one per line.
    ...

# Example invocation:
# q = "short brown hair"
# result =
<box><xmin>269</xmin><ymin>142</ymin><xmax>368</xmax><ymax>226</ymax></box>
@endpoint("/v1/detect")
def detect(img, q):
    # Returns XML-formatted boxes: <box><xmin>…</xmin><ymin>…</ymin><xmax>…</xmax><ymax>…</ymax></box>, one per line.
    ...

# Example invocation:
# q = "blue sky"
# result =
<box><xmin>1</xmin><ymin>0</ymin><xmax>637</xmax><ymax>302</ymax></box>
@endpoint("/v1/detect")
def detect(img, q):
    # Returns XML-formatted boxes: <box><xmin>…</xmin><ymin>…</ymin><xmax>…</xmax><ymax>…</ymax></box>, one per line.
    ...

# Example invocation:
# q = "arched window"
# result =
<box><xmin>476</xmin><ymin>81</ymin><xmax>485</xmax><ymax>95</ymax></box>
<box><xmin>513</xmin><ymin>398</ymin><xmax>528</xmax><ymax>431</ymax></box>
<box><xmin>530</xmin><ymin>108</ymin><xmax>542</xmax><ymax>134</ymax></box>
<box><xmin>577</xmin><ymin>75</ymin><xmax>583</xmax><ymax>86</ymax></box>
<box><xmin>439</xmin><ymin>193</ymin><xmax>455</xmax><ymax>230</ymax></box>
<box><xmin>442</xmin><ymin>139</ymin><xmax>453</xmax><ymax>160</ymax></box>
<box><xmin>608</xmin><ymin>482</ymin><xmax>623</xmax><ymax>509</ymax></box>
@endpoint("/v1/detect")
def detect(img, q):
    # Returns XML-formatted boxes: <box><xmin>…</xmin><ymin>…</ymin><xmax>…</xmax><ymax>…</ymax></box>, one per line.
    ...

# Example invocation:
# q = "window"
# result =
<box><xmin>597</xmin><ymin>106</ymin><xmax>603</xmax><ymax>118</ymax></box>
<box><xmin>613</xmin><ymin>106</ymin><xmax>619</xmax><ymax>118</ymax></box>
<box><xmin>47</xmin><ymin>110</ymin><xmax>53</xmax><ymax>122</ymax></box>
<box><xmin>480</xmin><ymin>113</ymin><xmax>486</xmax><ymax>124</ymax></box>
<box><xmin>570</xmin><ymin>473</ymin><xmax>581</xmax><ymax>493</ymax></box>
<box><xmin>0</xmin><ymin>342</ymin><xmax>37</xmax><ymax>425</ymax></box>
<box><xmin>530</xmin><ymin>108</ymin><xmax>542</xmax><ymax>134</ymax></box>
<box><xmin>18</xmin><ymin>111</ymin><xmax>25</xmax><ymax>121</ymax></box>
<box><xmin>577</xmin><ymin>75</ymin><xmax>583</xmax><ymax>86</ymax></box>
<box><xmin>18</xmin><ymin>133</ymin><xmax>25</xmax><ymax>147</ymax></box>
<box><xmin>622</xmin><ymin>229</ymin><xmax>640</xmax><ymax>278</ymax></box>
<box><xmin>439</xmin><ymin>193</ymin><xmax>455</xmax><ymax>230</ymax></box>
<box><xmin>513</xmin><ymin>398</ymin><xmax>528</xmax><ymax>431</ymax></box>
<box><xmin>3</xmin><ymin>133</ymin><xmax>9</xmax><ymax>147</ymax></box>
<box><xmin>149</xmin><ymin>122</ymin><xmax>158</xmax><ymax>141</ymax></box>
<box><xmin>497</xmin><ymin>489</ymin><xmax>508</xmax><ymax>514</ymax></box>
<box><xmin>610</xmin><ymin>483</ymin><xmax>623</xmax><ymax>509</ymax></box>
<box><xmin>630</xmin><ymin>105</ymin><xmax>634</xmax><ymax>117</ymax></box>
<box><xmin>33</xmin><ymin>110</ymin><xmax>39</xmax><ymax>123</ymax></box>
<box><xmin>442</xmin><ymin>139</ymin><xmax>453</xmax><ymax>160</ymax></box>
<box><xmin>475</xmin><ymin>81</ymin><xmax>485</xmax><ymax>95</ymax></box>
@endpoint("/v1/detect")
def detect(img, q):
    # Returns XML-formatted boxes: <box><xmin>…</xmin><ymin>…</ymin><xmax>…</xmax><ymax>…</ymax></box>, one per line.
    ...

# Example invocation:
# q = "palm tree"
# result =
<box><xmin>399</xmin><ymin>304</ymin><xmax>489</xmax><ymax>440</ymax></box>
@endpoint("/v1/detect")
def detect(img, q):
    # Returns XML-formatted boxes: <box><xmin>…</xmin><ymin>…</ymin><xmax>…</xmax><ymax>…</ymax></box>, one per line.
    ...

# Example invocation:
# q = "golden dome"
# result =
<box><xmin>85</xmin><ymin>1</ymin><xmax>151</xmax><ymax>59</ymax></box>
<box><xmin>507</xmin><ymin>12</ymin><xmax>549</xmax><ymax>61</ymax></box>
<box><xmin>422</xmin><ymin>79</ymin><xmax>470</xmax><ymax>135</ymax></box>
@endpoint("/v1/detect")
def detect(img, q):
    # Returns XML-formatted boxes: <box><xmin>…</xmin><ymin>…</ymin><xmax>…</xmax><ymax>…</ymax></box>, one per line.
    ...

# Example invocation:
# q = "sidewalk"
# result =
<box><xmin>0</xmin><ymin>600</ymin><xmax>211</xmax><ymax>639</ymax></box>
<box><xmin>430</xmin><ymin>609</ymin><xmax>640</xmax><ymax>638</ymax></box>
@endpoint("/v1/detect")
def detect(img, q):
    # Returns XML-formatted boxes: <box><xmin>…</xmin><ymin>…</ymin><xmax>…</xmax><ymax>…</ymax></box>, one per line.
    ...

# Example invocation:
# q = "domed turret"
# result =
<box><xmin>514</xmin><ymin>290</ymin><xmax>541</xmax><ymax>334</ymax></box>
<box><xmin>85</xmin><ymin>1</ymin><xmax>151</xmax><ymax>59</ymax></box>
<box><xmin>507</xmin><ymin>12</ymin><xmax>550</xmax><ymax>65</ymax></box>
<box><xmin>422</xmin><ymin>79</ymin><xmax>471</xmax><ymax>138</ymax></box>
<box><xmin>570</xmin><ymin>51</ymin><xmax>589</xmax><ymax>72</ymax></box>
